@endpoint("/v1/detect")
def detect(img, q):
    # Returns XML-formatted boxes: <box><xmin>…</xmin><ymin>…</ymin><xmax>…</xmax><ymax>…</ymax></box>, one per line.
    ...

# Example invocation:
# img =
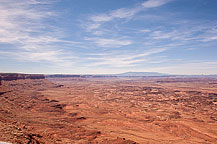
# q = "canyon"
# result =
<box><xmin>0</xmin><ymin>74</ymin><xmax>217</xmax><ymax>143</ymax></box>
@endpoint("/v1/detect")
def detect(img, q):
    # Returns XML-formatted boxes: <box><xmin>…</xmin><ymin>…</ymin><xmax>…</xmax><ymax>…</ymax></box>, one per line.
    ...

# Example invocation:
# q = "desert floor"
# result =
<box><xmin>0</xmin><ymin>77</ymin><xmax>217</xmax><ymax>143</ymax></box>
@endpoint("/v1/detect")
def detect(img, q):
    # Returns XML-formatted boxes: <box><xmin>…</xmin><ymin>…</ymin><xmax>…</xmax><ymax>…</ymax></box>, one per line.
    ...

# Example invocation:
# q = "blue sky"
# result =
<box><xmin>0</xmin><ymin>0</ymin><xmax>217</xmax><ymax>74</ymax></box>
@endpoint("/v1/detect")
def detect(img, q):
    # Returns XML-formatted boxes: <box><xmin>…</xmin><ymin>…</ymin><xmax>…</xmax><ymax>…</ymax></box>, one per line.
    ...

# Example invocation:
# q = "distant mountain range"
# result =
<box><xmin>116</xmin><ymin>72</ymin><xmax>169</xmax><ymax>77</ymax></box>
<box><xmin>45</xmin><ymin>72</ymin><xmax>217</xmax><ymax>78</ymax></box>
<box><xmin>116</xmin><ymin>72</ymin><xmax>217</xmax><ymax>77</ymax></box>
<box><xmin>45</xmin><ymin>72</ymin><xmax>170</xmax><ymax>78</ymax></box>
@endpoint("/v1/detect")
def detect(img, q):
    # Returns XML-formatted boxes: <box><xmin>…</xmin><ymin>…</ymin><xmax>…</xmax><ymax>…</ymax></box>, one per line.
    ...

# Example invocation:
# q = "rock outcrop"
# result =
<box><xmin>0</xmin><ymin>73</ymin><xmax>45</xmax><ymax>82</ymax></box>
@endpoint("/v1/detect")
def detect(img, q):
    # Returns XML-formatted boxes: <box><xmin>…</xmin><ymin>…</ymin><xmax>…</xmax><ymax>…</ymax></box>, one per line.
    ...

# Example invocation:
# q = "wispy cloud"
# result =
<box><xmin>142</xmin><ymin>0</ymin><xmax>172</xmax><ymax>8</ymax></box>
<box><xmin>86</xmin><ymin>0</ymin><xmax>172</xmax><ymax>32</ymax></box>
<box><xmin>139</xmin><ymin>29</ymin><xmax>151</xmax><ymax>33</ymax></box>
<box><xmin>90</xmin><ymin>7</ymin><xmax>140</xmax><ymax>23</ymax></box>
<box><xmin>87</xmin><ymin>48</ymin><xmax>168</xmax><ymax>67</ymax></box>
<box><xmin>85</xmin><ymin>23</ymin><xmax>101</xmax><ymax>31</ymax></box>
<box><xmin>80</xmin><ymin>0</ymin><xmax>174</xmax><ymax>68</ymax></box>
<box><xmin>85</xmin><ymin>37</ymin><xmax>132</xmax><ymax>48</ymax></box>
<box><xmin>200</xmin><ymin>36</ymin><xmax>217</xmax><ymax>42</ymax></box>
<box><xmin>143</xmin><ymin>24</ymin><xmax>217</xmax><ymax>43</ymax></box>
<box><xmin>0</xmin><ymin>0</ymin><xmax>78</xmax><ymax>64</ymax></box>
<box><xmin>149</xmin><ymin>30</ymin><xmax>191</xmax><ymax>40</ymax></box>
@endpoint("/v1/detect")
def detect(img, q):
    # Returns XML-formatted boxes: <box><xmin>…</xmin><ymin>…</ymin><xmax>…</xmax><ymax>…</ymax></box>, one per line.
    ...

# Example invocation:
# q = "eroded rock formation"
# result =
<box><xmin>0</xmin><ymin>73</ymin><xmax>45</xmax><ymax>82</ymax></box>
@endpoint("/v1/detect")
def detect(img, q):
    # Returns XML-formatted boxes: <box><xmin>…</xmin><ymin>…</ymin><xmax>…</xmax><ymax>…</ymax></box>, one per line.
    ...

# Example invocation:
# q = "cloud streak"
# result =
<box><xmin>142</xmin><ymin>0</ymin><xmax>172</xmax><ymax>8</ymax></box>
<box><xmin>86</xmin><ymin>48</ymin><xmax>168</xmax><ymax>67</ymax></box>
<box><xmin>85</xmin><ymin>37</ymin><xmax>132</xmax><ymax>48</ymax></box>
<box><xmin>86</xmin><ymin>0</ymin><xmax>172</xmax><ymax>31</ymax></box>
<box><xmin>90</xmin><ymin>7</ymin><xmax>140</xmax><ymax>23</ymax></box>
<box><xmin>0</xmin><ymin>0</ymin><xmax>78</xmax><ymax>65</ymax></box>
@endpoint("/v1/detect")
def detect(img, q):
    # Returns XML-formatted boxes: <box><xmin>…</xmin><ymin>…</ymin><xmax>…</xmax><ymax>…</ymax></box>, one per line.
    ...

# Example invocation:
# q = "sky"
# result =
<box><xmin>0</xmin><ymin>0</ymin><xmax>217</xmax><ymax>75</ymax></box>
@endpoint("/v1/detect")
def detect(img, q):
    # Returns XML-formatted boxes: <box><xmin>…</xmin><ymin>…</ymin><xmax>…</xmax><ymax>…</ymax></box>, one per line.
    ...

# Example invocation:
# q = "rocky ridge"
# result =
<box><xmin>0</xmin><ymin>73</ymin><xmax>45</xmax><ymax>85</ymax></box>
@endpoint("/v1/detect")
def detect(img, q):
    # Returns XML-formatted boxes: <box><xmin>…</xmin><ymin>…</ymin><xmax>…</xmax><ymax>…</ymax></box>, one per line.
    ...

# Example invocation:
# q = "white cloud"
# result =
<box><xmin>17</xmin><ymin>51</ymin><xmax>62</xmax><ymax>62</ymax></box>
<box><xmin>110</xmin><ymin>8</ymin><xmax>140</xmax><ymax>19</ymax></box>
<box><xmin>90</xmin><ymin>14</ymin><xmax>113</xmax><ymax>22</ymax></box>
<box><xmin>150</xmin><ymin>30</ymin><xmax>185</xmax><ymax>40</ymax></box>
<box><xmin>89</xmin><ymin>0</ymin><xmax>172</xmax><ymax>23</ymax></box>
<box><xmin>86</xmin><ymin>23</ymin><xmax>101</xmax><ymax>31</ymax></box>
<box><xmin>90</xmin><ymin>7</ymin><xmax>140</xmax><ymax>23</ymax></box>
<box><xmin>0</xmin><ymin>0</ymin><xmax>78</xmax><ymax>65</ymax></box>
<box><xmin>148</xmin><ymin>24</ymin><xmax>217</xmax><ymax>42</ymax></box>
<box><xmin>139</xmin><ymin>29</ymin><xmax>151</xmax><ymax>33</ymax></box>
<box><xmin>200</xmin><ymin>36</ymin><xmax>217</xmax><ymax>42</ymax></box>
<box><xmin>142</xmin><ymin>0</ymin><xmax>172</xmax><ymax>8</ymax></box>
<box><xmin>87</xmin><ymin>48</ymin><xmax>168</xmax><ymax>67</ymax></box>
<box><xmin>186</xmin><ymin>48</ymin><xmax>197</xmax><ymax>51</ymax></box>
<box><xmin>86</xmin><ymin>0</ymin><xmax>173</xmax><ymax>33</ymax></box>
<box><xmin>85</xmin><ymin>37</ymin><xmax>132</xmax><ymax>47</ymax></box>
<box><xmin>92</xmin><ymin>31</ymin><xmax>104</xmax><ymax>35</ymax></box>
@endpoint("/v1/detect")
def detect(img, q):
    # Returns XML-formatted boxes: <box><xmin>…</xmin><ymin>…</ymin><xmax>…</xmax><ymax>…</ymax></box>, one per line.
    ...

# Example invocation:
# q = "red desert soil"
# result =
<box><xmin>0</xmin><ymin>77</ymin><xmax>217</xmax><ymax>143</ymax></box>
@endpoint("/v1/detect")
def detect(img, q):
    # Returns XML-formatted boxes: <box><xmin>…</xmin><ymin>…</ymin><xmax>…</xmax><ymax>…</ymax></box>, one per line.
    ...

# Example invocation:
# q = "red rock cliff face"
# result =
<box><xmin>0</xmin><ymin>73</ymin><xmax>45</xmax><ymax>82</ymax></box>
<box><xmin>24</xmin><ymin>74</ymin><xmax>45</xmax><ymax>79</ymax></box>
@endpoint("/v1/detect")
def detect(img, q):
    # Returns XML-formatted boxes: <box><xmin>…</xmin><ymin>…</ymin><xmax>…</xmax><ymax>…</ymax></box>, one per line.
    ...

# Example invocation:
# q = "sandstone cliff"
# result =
<box><xmin>0</xmin><ymin>73</ymin><xmax>45</xmax><ymax>85</ymax></box>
